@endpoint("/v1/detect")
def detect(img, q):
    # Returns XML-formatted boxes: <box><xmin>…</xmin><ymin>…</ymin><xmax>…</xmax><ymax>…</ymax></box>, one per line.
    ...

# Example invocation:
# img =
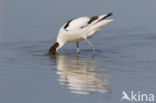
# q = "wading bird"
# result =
<box><xmin>49</xmin><ymin>13</ymin><xmax>114</xmax><ymax>54</ymax></box>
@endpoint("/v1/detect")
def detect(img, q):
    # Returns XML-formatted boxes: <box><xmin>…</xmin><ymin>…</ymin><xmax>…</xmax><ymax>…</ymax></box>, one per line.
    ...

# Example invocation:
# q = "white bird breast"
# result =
<box><xmin>58</xmin><ymin>26</ymin><xmax>86</xmax><ymax>43</ymax></box>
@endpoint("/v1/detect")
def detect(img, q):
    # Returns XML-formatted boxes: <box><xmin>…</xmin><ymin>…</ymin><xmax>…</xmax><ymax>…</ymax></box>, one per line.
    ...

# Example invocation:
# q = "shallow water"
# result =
<box><xmin>0</xmin><ymin>0</ymin><xmax>156</xmax><ymax>103</ymax></box>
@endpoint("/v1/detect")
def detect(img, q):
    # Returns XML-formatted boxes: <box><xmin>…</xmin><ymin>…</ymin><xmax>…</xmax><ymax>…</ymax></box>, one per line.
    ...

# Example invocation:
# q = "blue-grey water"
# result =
<box><xmin>0</xmin><ymin>0</ymin><xmax>156</xmax><ymax>103</ymax></box>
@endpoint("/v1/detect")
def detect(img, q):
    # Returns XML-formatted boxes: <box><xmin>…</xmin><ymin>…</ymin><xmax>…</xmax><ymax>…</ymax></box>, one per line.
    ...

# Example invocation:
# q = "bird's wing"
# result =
<box><xmin>60</xmin><ymin>13</ymin><xmax>113</xmax><ymax>34</ymax></box>
<box><xmin>63</xmin><ymin>17</ymin><xmax>90</xmax><ymax>31</ymax></box>
<box><xmin>63</xmin><ymin>13</ymin><xmax>113</xmax><ymax>32</ymax></box>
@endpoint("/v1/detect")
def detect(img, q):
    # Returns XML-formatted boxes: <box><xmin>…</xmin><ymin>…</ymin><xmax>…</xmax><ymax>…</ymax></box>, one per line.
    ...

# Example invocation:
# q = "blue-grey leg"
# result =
<box><xmin>76</xmin><ymin>42</ymin><xmax>80</xmax><ymax>54</ymax></box>
<box><xmin>85</xmin><ymin>39</ymin><xmax>95</xmax><ymax>52</ymax></box>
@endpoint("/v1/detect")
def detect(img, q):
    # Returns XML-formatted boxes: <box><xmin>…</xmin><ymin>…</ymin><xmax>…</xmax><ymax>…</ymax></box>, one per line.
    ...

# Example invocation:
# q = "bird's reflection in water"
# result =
<box><xmin>54</xmin><ymin>54</ymin><xmax>110</xmax><ymax>95</ymax></box>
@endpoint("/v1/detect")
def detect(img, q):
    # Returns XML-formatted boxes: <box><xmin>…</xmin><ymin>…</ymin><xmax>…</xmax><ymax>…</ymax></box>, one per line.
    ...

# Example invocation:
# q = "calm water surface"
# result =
<box><xmin>0</xmin><ymin>0</ymin><xmax>156</xmax><ymax>103</ymax></box>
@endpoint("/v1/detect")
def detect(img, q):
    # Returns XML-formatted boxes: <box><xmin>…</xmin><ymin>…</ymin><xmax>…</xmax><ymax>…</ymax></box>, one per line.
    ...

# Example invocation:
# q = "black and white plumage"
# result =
<box><xmin>49</xmin><ymin>13</ymin><xmax>114</xmax><ymax>54</ymax></box>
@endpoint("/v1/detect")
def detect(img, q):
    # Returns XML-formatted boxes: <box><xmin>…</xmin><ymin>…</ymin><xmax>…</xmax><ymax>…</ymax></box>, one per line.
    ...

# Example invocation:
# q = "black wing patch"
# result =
<box><xmin>98</xmin><ymin>13</ymin><xmax>113</xmax><ymax>22</ymax></box>
<box><xmin>64</xmin><ymin>19</ymin><xmax>74</xmax><ymax>30</ymax></box>
<box><xmin>88</xmin><ymin>16</ymin><xmax>98</xmax><ymax>24</ymax></box>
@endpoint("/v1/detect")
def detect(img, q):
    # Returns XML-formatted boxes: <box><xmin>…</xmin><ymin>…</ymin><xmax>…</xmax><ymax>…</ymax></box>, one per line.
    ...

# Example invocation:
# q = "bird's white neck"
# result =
<box><xmin>56</xmin><ymin>39</ymin><xmax>65</xmax><ymax>51</ymax></box>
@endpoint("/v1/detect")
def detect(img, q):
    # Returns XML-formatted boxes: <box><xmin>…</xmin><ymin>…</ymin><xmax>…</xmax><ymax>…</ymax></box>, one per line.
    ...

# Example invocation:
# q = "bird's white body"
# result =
<box><xmin>49</xmin><ymin>13</ymin><xmax>114</xmax><ymax>54</ymax></box>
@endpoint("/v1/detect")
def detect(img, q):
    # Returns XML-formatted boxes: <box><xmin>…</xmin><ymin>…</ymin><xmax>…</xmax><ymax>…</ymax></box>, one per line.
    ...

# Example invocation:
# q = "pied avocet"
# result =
<box><xmin>49</xmin><ymin>13</ymin><xmax>114</xmax><ymax>54</ymax></box>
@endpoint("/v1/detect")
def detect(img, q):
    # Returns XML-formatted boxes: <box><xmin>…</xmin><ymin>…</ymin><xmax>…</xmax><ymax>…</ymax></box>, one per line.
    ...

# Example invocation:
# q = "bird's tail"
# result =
<box><xmin>89</xmin><ymin>13</ymin><xmax>114</xmax><ymax>30</ymax></box>
<box><xmin>89</xmin><ymin>19</ymin><xmax>114</xmax><ymax>30</ymax></box>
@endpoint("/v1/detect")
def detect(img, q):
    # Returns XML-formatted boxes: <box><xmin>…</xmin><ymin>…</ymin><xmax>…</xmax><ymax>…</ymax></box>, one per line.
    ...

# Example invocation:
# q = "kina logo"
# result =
<box><xmin>121</xmin><ymin>90</ymin><xmax>154</xmax><ymax>102</ymax></box>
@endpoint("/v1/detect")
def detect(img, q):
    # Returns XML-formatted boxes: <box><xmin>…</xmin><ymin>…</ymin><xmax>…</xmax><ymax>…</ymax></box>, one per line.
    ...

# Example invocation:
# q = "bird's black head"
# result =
<box><xmin>49</xmin><ymin>42</ymin><xmax>59</xmax><ymax>55</ymax></box>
